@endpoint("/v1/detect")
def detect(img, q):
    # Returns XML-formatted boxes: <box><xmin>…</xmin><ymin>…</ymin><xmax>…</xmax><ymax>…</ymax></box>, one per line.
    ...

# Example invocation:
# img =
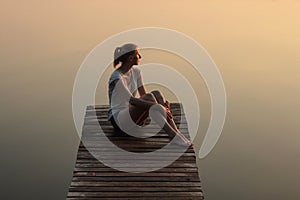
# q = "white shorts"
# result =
<box><xmin>115</xmin><ymin>108</ymin><xmax>139</xmax><ymax>133</ymax></box>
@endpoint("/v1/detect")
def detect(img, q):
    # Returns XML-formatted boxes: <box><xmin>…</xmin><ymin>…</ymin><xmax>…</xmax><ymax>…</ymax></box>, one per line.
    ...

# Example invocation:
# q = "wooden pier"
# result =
<box><xmin>67</xmin><ymin>103</ymin><xmax>204</xmax><ymax>199</ymax></box>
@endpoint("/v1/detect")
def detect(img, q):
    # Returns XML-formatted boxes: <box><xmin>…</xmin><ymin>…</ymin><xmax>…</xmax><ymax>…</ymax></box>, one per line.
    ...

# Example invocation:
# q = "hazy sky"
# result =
<box><xmin>1</xmin><ymin>1</ymin><xmax>300</xmax><ymax>199</ymax></box>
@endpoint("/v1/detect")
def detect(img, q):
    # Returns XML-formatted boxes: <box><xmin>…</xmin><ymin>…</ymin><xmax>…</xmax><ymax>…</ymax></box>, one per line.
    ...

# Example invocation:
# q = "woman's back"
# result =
<box><xmin>108</xmin><ymin>66</ymin><xmax>142</xmax><ymax>120</ymax></box>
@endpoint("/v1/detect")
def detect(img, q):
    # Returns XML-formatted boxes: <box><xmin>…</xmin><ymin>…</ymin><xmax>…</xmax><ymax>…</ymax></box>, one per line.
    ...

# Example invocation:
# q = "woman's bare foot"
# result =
<box><xmin>172</xmin><ymin>136</ymin><xmax>193</xmax><ymax>147</ymax></box>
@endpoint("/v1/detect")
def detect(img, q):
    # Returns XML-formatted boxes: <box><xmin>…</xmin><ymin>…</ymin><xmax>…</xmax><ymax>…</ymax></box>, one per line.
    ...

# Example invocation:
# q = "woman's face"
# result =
<box><xmin>130</xmin><ymin>49</ymin><xmax>142</xmax><ymax>65</ymax></box>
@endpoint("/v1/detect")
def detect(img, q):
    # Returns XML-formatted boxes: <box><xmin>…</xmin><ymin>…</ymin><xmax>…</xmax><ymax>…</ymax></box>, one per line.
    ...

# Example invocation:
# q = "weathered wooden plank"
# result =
<box><xmin>81</xmin><ymin>129</ymin><xmax>189</xmax><ymax>135</ymax></box>
<box><xmin>86</xmin><ymin>103</ymin><xmax>183</xmax><ymax>110</ymax></box>
<box><xmin>68</xmin><ymin>186</ymin><xmax>202</xmax><ymax>192</ymax></box>
<box><xmin>76</xmin><ymin>148</ymin><xmax>192</xmax><ymax>155</ymax></box>
<box><xmin>76</xmin><ymin>151</ymin><xmax>195</xmax><ymax>157</ymax></box>
<box><xmin>81</xmin><ymin>137</ymin><xmax>172</xmax><ymax>142</ymax></box>
<box><xmin>75</xmin><ymin>162</ymin><xmax>198</xmax><ymax>168</ymax></box>
<box><xmin>77</xmin><ymin>157</ymin><xmax>194</xmax><ymax>162</ymax></box>
<box><xmin>72</xmin><ymin>176</ymin><xmax>200</xmax><ymax>182</ymax></box>
<box><xmin>81</xmin><ymin>132</ymin><xmax>190</xmax><ymax>140</ymax></box>
<box><xmin>84</xmin><ymin>118</ymin><xmax>187</xmax><ymax>124</ymax></box>
<box><xmin>67</xmin><ymin>191</ymin><xmax>203</xmax><ymax>197</ymax></box>
<box><xmin>73</xmin><ymin>167</ymin><xmax>199</xmax><ymax>173</ymax></box>
<box><xmin>85</xmin><ymin>111</ymin><xmax>184</xmax><ymax>118</ymax></box>
<box><xmin>67</xmin><ymin>198</ymin><xmax>203</xmax><ymax>200</ymax></box>
<box><xmin>84</xmin><ymin>115</ymin><xmax>186</xmax><ymax>121</ymax></box>
<box><xmin>70</xmin><ymin>181</ymin><xmax>201</xmax><ymax>187</ymax></box>
<box><xmin>76</xmin><ymin>158</ymin><xmax>195</xmax><ymax>163</ymax></box>
<box><xmin>82</xmin><ymin>124</ymin><xmax>189</xmax><ymax>129</ymax></box>
<box><xmin>78</xmin><ymin>148</ymin><xmax>195</xmax><ymax>154</ymax></box>
<box><xmin>73</xmin><ymin>172</ymin><xmax>199</xmax><ymax>177</ymax></box>
<box><xmin>77</xmin><ymin>151</ymin><xmax>195</xmax><ymax>159</ymax></box>
<box><xmin>79</xmin><ymin>141</ymin><xmax>192</xmax><ymax>149</ymax></box>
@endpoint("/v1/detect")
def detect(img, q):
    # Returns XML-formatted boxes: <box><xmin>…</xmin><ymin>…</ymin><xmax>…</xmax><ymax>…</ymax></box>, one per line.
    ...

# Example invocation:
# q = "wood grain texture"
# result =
<box><xmin>67</xmin><ymin>103</ymin><xmax>204</xmax><ymax>199</ymax></box>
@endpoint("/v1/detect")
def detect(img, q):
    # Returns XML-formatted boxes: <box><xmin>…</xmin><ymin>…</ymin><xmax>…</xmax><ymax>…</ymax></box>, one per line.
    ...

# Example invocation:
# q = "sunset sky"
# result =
<box><xmin>1</xmin><ymin>1</ymin><xmax>300</xmax><ymax>199</ymax></box>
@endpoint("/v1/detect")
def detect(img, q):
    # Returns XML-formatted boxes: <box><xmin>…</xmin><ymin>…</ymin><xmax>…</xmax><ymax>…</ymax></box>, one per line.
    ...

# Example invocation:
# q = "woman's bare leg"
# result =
<box><xmin>151</xmin><ymin>90</ymin><xmax>191</xmax><ymax>144</ymax></box>
<box><xmin>148</xmin><ymin>104</ymin><xmax>191</xmax><ymax>145</ymax></box>
<box><xmin>129</xmin><ymin>92</ymin><xmax>191</xmax><ymax>145</ymax></box>
<box><xmin>150</xmin><ymin>90</ymin><xmax>166</xmax><ymax>105</ymax></box>
<box><xmin>151</xmin><ymin>91</ymin><xmax>182</xmax><ymax>133</ymax></box>
<box><xmin>129</xmin><ymin>93</ymin><xmax>156</xmax><ymax>125</ymax></box>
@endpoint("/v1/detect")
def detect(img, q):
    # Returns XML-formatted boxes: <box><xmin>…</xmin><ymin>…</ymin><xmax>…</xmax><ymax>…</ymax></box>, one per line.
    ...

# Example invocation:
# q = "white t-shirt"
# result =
<box><xmin>108</xmin><ymin>66</ymin><xmax>143</xmax><ymax>120</ymax></box>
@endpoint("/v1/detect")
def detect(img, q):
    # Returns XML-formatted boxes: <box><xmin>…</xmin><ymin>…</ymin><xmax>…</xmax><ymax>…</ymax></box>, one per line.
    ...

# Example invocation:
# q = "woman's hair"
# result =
<box><xmin>114</xmin><ymin>43</ymin><xmax>138</xmax><ymax>67</ymax></box>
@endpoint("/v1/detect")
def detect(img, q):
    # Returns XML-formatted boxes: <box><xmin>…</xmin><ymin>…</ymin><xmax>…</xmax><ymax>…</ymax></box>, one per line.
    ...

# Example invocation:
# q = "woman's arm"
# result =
<box><xmin>138</xmin><ymin>85</ymin><xmax>146</xmax><ymax>96</ymax></box>
<box><xmin>137</xmin><ymin>69</ymin><xmax>146</xmax><ymax>96</ymax></box>
<box><xmin>111</xmin><ymin>79</ymin><xmax>154</xmax><ymax>108</ymax></box>
<box><xmin>130</xmin><ymin>96</ymin><xmax>173</xmax><ymax>119</ymax></box>
<box><xmin>129</xmin><ymin>96</ymin><xmax>155</xmax><ymax>108</ymax></box>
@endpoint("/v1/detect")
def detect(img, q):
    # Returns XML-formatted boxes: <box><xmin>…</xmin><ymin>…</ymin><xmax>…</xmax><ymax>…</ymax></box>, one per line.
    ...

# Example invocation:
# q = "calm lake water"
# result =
<box><xmin>1</xmin><ymin>1</ymin><xmax>300</xmax><ymax>199</ymax></box>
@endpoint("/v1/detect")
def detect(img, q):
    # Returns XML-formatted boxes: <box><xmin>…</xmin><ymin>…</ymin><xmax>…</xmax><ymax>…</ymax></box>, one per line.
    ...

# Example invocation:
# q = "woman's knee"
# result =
<box><xmin>141</xmin><ymin>93</ymin><xmax>157</xmax><ymax>103</ymax></box>
<box><xmin>149</xmin><ymin>104</ymin><xmax>165</xmax><ymax>115</ymax></box>
<box><xmin>151</xmin><ymin>90</ymin><xmax>165</xmax><ymax>104</ymax></box>
<box><xmin>151</xmin><ymin>90</ymin><xmax>163</xmax><ymax>98</ymax></box>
